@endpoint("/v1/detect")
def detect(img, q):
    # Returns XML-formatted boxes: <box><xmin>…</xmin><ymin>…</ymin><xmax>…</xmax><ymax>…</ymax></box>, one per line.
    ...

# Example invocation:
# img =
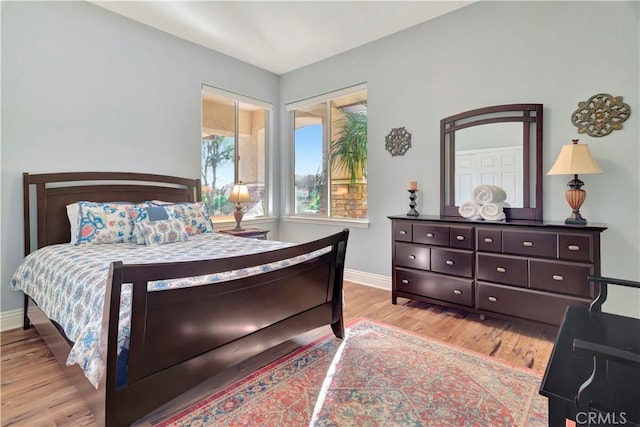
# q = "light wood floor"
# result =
<box><xmin>0</xmin><ymin>281</ymin><xmax>556</xmax><ymax>426</ymax></box>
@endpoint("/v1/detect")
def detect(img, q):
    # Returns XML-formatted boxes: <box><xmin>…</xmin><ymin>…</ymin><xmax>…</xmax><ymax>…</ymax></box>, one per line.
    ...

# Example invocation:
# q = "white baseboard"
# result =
<box><xmin>1</xmin><ymin>308</ymin><xmax>23</xmax><ymax>332</ymax></box>
<box><xmin>344</xmin><ymin>268</ymin><xmax>391</xmax><ymax>291</ymax></box>
<box><xmin>0</xmin><ymin>269</ymin><xmax>388</xmax><ymax>333</ymax></box>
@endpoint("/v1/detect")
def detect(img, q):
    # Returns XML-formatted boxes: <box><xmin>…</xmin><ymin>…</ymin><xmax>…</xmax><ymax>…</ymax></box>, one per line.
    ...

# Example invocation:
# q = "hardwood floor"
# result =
<box><xmin>0</xmin><ymin>281</ymin><xmax>556</xmax><ymax>426</ymax></box>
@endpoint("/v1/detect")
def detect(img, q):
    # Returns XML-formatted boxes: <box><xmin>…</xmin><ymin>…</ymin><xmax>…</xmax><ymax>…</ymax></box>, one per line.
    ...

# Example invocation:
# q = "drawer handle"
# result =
<box><xmin>522</xmin><ymin>241</ymin><xmax>533</xmax><ymax>247</ymax></box>
<box><xmin>426</xmin><ymin>233</ymin><xmax>435</xmax><ymax>238</ymax></box>
<box><xmin>456</xmin><ymin>235</ymin><xmax>465</xmax><ymax>241</ymax></box>
<box><xmin>401</xmin><ymin>279</ymin><xmax>409</xmax><ymax>284</ymax></box>
<box><xmin>409</xmin><ymin>255</ymin><xmax>416</xmax><ymax>260</ymax></box>
<box><xmin>399</xmin><ymin>230</ymin><xmax>407</xmax><ymax>235</ymax></box>
<box><xmin>483</xmin><ymin>237</ymin><xmax>493</xmax><ymax>243</ymax></box>
<box><xmin>488</xmin><ymin>296</ymin><xmax>498</xmax><ymax>302</ymax></box>
<box><xmin>568</xmin><ymin>245</ymin><xmax>580</xmax><ymax>251</ymax></box>
<box><xmin>453</xmin><ymin>289</ymin><xmax>462</xmax><ymax>295</ymax></box>
<box><xmin>446</xmin><ymin>260</ymin><xmax>455</xmax><ymax>266</ymax></box>
<box><xmin>496</xmin><ymin>267</ymin><xmax>506</xmax><ymax>273</ymax></box>
<box><xmin>552</xmin><ymin>275</ymin><xmax>564</xmax><ymax>281</ymax></box>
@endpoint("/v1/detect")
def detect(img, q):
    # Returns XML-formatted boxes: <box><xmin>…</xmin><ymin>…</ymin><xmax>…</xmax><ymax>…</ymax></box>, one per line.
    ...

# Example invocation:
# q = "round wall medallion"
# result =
<box><xmin>385</xmin><ymin>127</ymin><xmax>412</xmax><ymax>156</ymax></box>
<box><xmin>571</xmin><ymin>93</ymin><xmax>631</xmax><ymax>137</ymax></box>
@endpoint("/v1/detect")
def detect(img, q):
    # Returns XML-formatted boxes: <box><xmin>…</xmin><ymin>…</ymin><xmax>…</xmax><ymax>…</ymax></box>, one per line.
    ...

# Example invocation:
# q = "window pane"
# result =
<box><xmin>202</xmin><ymin>93</ymin><xmax>235</xmax><ymax>216</ymax></box>
<box><xmin>238</xmin><ymin>102</ymin><xmax>266</xmax><ymax>218</ymax></box>
<box><xmin>294</xmin><ymin>104</ymin><xmax>327</xmax><ymax>215</ymax></box>
<box><xmin>330</xmin><ymin>90</ymin><xmax>367</xmax><ymax>218</ymax></box>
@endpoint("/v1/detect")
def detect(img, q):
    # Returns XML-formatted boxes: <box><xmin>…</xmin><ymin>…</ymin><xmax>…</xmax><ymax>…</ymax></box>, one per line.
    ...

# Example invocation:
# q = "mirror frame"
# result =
<box><xmin>440</xmin><ymin>104</ymin><xmax>543</xmax><ymax>221</ymax></box>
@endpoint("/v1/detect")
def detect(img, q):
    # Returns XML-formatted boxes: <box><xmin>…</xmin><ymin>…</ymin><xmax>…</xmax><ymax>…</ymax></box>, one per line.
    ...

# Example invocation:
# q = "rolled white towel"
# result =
<box><xmin>458</xmin><ymin>201</ymin><xmax>482</xmax><ymax>220</ymax></box>
<box><xmin>472</xmin><ymin>185</ymin><xmax>507</xmax><ymax>204</ymax></box>
<box><xmin>479</xmin><ymin>203</ymin><xmax>506</xmax><ymax>221</ymax></box>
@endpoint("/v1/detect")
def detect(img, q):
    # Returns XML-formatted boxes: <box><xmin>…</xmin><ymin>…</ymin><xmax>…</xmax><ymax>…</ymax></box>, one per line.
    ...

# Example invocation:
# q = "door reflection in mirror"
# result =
<box><xmin>454</xmin><ymin>122</ymin><xmax>523</xmax><ymax>207</ymax></box>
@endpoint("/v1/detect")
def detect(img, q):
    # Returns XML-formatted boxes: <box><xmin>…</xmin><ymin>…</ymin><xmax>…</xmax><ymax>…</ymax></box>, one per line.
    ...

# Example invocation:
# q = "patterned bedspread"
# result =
<box><xmin>10</xmin><ymin>232</ymin><xmax>326</xmax><ymax>388</ymax></box>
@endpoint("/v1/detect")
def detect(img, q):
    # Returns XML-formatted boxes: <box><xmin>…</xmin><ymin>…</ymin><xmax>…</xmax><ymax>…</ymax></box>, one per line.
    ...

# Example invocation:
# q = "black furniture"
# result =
<box><xmin>388</xmin><ymin>215</ymin><xmax>606</xmax><ymax>327</ymax></box>
<box><xmin>539</xmin><ymin>276</ymin><xmax>640</xmax><ymax>426</ymax></box>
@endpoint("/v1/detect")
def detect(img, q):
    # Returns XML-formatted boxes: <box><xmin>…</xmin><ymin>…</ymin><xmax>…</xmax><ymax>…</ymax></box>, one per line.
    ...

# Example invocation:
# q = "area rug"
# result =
<box><xmin>157</xmin><ymin>318</ymin><xmax>547</xmax><ymax>426</ymax></box>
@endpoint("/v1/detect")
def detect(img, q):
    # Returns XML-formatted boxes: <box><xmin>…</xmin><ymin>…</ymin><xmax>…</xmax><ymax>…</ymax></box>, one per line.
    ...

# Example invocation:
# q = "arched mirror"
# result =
<box><xmin>440</xmin><ymin>104</ymin><xmax>543</xmax><ymax>221</ymax></box>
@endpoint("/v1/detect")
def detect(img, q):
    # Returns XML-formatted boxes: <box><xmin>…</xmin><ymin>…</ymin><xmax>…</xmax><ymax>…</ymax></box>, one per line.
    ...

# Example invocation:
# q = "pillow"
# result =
<box><xmin>125</xmin><ymin>205</ymin><xmax>153</xmax><ymax>245</ymax></box>
<box><xmin>134</xmin><ymin>208</ymin><xmax>189</xmax><ymax>246</ymax></box>
<box><xmin>66</xmin><ymin>203</ymin><xmax>81</xmax><ymax>243</ymax></box>
<box><xmin>75</xmin><ymin>202</ymin><xmax>147</xmax><ymax>245</ymax></box>
<box><xmin>149</xmin><ymin>202</ymin><xmax>214</xmax><ymax>235</ymax></box>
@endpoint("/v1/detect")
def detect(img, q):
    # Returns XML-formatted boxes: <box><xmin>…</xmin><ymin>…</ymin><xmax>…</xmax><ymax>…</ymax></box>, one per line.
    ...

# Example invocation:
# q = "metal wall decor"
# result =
<box><xmin>385</xmin><ymin>127</ymin><xmax>412</xmax><ymax>156</ymax></box>
<box><xmin>571</xmin><ymin>93</ymin><xmax>631</xmax><ymax>137</ymax></box>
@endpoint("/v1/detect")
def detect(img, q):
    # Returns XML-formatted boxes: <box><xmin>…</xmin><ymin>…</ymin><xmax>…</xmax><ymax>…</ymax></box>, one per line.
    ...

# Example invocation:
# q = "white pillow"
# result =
<box><xmin>66</xmin><ymin>203</ymin><xmax>81</xmax><ymax>243</ymax></box>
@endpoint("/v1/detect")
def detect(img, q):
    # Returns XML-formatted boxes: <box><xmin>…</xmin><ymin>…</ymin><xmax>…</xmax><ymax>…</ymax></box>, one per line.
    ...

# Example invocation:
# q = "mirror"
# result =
<box><xmin>440</xmin><ymin>104</ymin><xmax>543</xmax><ymax>221</ymax></box>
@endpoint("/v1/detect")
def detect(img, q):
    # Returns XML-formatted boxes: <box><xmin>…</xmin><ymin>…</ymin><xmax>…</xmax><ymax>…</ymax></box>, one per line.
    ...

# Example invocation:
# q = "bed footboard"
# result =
<box><xmin>100</xmin><ymin>229</ymin><xmax>348</xmax><ymax>427</ymax></box>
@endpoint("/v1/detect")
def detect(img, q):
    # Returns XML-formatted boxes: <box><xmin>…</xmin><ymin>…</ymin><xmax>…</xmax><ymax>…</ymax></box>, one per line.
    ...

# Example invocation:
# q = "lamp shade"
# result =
<box><xmin>547</xmin><ymin>139</ymin><xmax>603</xmax><ymax>176</ymax></box>
<box><xmin>228</xmin><ymin>183</ymin><xmax>252</xmax><ymax>203</ymax></box>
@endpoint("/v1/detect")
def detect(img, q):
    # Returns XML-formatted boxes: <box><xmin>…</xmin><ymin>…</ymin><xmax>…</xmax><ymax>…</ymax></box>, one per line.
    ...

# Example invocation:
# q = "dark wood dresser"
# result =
<box><xmin>388</xmin><ymin>215</ymin><xmax>607</xmax><ymax>327</ymax></box>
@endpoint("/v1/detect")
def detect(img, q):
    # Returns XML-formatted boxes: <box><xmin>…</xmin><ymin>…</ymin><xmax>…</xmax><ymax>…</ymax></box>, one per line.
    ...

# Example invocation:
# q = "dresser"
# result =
<box><xmin>388</xmin><ymin>215</ymin><xmax>607</xmax><ymax>327</ymax></box>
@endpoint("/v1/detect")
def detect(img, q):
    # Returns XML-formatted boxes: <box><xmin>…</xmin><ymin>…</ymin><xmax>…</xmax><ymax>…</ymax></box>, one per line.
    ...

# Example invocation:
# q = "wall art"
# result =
<box><xmin>385</xmin><ymin>127</ymin><xmax>412</xmax><ymax>156</ymax></box>
<box><xmin>571</xmin><ymin>93</ymin><xmax>631</xmax><ymax>137</ymax></box>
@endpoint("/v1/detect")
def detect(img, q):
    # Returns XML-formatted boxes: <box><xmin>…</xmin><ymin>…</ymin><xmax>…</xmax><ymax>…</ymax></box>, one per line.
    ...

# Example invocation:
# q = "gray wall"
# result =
<box><xmin>1</xmin><ymin>1</ymin><xmax>279</xmax><ymax>313</ymax></box>
<box><xmin>279</xmin><ymin>1</ymin><xmax>640</xmax><ymax>317</ymax></box>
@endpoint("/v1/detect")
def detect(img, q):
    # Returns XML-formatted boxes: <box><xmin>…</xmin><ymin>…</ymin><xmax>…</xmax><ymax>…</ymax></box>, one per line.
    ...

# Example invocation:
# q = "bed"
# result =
<box><xmin>14</xmin><ymin>171</ymin><xmax>349</xmax><ymax>427</ymax></box>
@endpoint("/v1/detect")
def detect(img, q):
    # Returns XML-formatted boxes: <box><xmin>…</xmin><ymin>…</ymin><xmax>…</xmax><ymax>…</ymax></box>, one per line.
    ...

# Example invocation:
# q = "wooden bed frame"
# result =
<box><xmin>21</xmin><ymin>172</ymin><xmax>349</xmax><ymax>427</ymax></box>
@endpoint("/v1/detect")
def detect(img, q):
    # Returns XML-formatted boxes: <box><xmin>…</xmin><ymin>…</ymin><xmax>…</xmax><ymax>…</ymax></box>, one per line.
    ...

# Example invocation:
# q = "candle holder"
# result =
<box><xmin>407</xmin><ymin>189</ymin><xmax>419</xmax><ymax>216</ymax></box>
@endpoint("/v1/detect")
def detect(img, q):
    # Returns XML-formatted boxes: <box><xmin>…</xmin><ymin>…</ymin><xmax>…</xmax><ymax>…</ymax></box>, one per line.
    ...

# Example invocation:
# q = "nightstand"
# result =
<box><xmin>217</xmin><ymin>228</ymin><xmax>269</xmax><ymax>240</ymax></box>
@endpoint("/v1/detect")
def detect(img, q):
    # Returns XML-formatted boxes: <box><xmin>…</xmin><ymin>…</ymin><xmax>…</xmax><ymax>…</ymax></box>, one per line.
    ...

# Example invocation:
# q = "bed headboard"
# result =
<box><xmin>23</xmin><ymin>172</ymin><xmax>202</xmax><ymax>254</ymax></box>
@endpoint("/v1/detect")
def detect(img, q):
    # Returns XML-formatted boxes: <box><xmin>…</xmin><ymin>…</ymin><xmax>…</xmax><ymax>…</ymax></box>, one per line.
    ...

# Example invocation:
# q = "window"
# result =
<box><xmin>201</xmin><ymin>85</ymin><xmax>270</xmax><ymax>221</ymax></box>
<box><xmin>288</xmin><ymin>84</ymin><xmax>367</xmax><ymax>219</ymax></box>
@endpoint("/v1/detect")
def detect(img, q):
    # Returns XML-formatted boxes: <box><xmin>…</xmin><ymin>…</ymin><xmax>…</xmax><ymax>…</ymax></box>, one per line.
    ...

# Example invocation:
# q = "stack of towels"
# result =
<box><xmin>458</xmin><ymin>185</ymin><xmax>509</xmax><ymax>221</ymax></box>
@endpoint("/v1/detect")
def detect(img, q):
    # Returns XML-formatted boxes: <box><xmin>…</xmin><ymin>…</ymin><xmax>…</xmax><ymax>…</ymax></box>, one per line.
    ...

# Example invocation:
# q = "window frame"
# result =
<box><xmin>285</xmin><ymin>83</ymin><xmax>369</xmax><ymax>227</ymax></box>
<box><xmin>201</xmin><ymin>84</ymin><xmax>272</xmax><ymax>224</ymax></box>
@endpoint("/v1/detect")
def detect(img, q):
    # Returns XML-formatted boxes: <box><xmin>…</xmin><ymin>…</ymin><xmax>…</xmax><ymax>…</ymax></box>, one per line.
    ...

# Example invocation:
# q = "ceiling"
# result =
<box><xmin>90</xmin><ymin>1</ymin><xmax>473</xmax><ymax>75</ymax></box>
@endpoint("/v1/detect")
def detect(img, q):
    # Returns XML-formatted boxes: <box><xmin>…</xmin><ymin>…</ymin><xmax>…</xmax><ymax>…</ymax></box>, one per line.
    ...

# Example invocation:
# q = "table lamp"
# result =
<box><xmin>547</xmin><ymin>139</ymin><xmax>602</xmax><ymax>224</ymax></box>
<box><xmin>228</xmin><ymin>182</ymin><xmax>252</xmax><ymax>231</ymax></box>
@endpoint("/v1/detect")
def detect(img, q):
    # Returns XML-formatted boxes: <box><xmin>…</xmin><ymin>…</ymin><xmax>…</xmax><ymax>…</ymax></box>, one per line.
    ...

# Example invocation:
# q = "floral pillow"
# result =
<box><xmin>133</xmin><ymin>206</ymin><xmax>189</xmax><ymax>246</ymax></box>
<box><xmin>126</xmin><ymin>205</ymin><xmax>153</xmax><ymax>245</ymax></box>
<box><xmin>75</xmin><ymin>202</ymin><xmax>147</xmax><ymax>245</ymax></box>
<box><xmin>149</xmin><ymin>201</ymin><xmax>214</xmax><ymax>236</ymax></box>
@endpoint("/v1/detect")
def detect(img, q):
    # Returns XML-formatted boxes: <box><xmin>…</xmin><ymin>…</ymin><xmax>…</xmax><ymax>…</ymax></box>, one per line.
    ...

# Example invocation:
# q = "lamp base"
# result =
<box><xmin>564</xmin><ymin>176</ymin><xmax>588</xmax><ymax>226</ymax></box>
<box><xmin>565</xmin><ymin>216</ymin><xmax>587</xmax><ymax>225</ymax></box>
<box><xmin>233</xmin><ymin>204</ymin><xmax>245</xmax><ymax>231</ymax></box>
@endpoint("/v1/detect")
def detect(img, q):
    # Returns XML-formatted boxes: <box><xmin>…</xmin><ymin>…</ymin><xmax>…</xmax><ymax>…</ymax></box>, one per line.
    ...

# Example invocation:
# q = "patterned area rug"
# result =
<box><xmin>157</xmin><ymin>319</ymin><xmax>547</xmax><ymax>426</ymax></box>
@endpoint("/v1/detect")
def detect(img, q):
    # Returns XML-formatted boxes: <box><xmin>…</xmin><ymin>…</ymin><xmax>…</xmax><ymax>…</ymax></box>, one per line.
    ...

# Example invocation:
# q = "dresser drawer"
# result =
<box><xmin>503</xmin><ymin>230</ymin><xmax>557</xmax><ymax>258</ymax></box>
<box><xmin>395</xmin><ymin>268</ymin><xmax>474</xmax><ymax>307</ymax></box>
<box><xmin>477</xmin><ymin>228</ymin><xmax>502</xmax><ymax>252</ymax></box>
<box><xmin>413</xmin><ymin>224</ymin><xmax>449</xmax><ymax>246</ymax></box>
<box><xmin>395</xmin><ymin>243</ymin><xmax>430</xmax><ymax>270</ymax></box>
<box><xmin>477</xmin><ymin>282</ymin><xmax>590</xmax><ymax>326</ymax></box>
<box><xmin>431</xmin><ymin>248</ymin><xmax>473</xmax><ymax>278</ymax></box>
<box><xmin>449</xmin><ymin>226</ymin><xmax>474</xmax><ymax>250</ymax></box>
<box><xmin>529</xmin><ymin>259</ymin><xmax>593</xmax><ymax>298</ymax></box>
<box><xmin>558</xmin><ymin>233</ymin><xmax>593</xmax><ymax>263</ymax></box>
<box><xmin>394</xmin><ymin>223</ymin><xmax>412</xmax><ymax>242</ymax></box>
<box><xmin>477</xmin><ymin>254</ymin><xmax>528</xmax><ymax>288</ymax></box>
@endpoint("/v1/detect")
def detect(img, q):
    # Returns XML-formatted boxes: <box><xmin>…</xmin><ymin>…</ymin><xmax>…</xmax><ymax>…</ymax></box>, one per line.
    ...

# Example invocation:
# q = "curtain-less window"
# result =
<box><xmin>201</xmin><ymin>85</ymin><xmax>271</xmax><ymax>220</ymax></box>
<box><xmin>287</xmin><ymin>83</ymin><xmax>368</xmax><ymax>219</ymax></box>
